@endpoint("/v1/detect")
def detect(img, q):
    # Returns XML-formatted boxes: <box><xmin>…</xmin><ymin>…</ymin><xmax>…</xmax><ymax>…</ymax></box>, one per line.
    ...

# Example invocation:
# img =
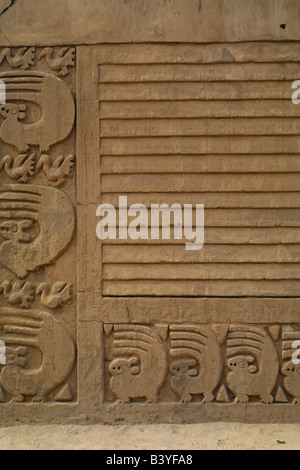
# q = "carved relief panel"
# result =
<box><xmin>76</xmin><ymin>43</ymin><xmax>300</xmax><ymax>422</ymax></box>
<box><xmin>0</xmin><ymin>41</ymin><xmax>300</xmax><ymax>423</ymax></box>
<box><xmin>103</xmin><ymin>323</ymin><xmax>300</xmax><ymax>407</ymax></box>
<box><xmin>0</xmin><ymin>46</ymin><xmax>77</xmax><ymax>405</ymax></box>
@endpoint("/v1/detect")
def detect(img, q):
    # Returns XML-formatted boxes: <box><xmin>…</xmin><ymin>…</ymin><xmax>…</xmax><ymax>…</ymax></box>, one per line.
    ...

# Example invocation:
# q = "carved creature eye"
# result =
<box><xmin>238</xmin><ymin>361</ymin><xmax>246</xmax><ymax>368</ymax></box>
<box><xmin>11</xmin><ymin>225</ymin><xmax>18</xmax><ymax>233</ymax></box>
<box><xmin>7</xmin><ymin>353</ymin><xmax>15</xmax><ymax>362</ymax></box>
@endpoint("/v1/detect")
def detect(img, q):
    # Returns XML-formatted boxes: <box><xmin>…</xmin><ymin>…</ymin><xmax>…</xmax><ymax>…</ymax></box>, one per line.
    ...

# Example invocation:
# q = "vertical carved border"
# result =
<box><xmin>76</xmin><ymin>46</ymin><xmax>104</xmax><ymax>406</ymax></box>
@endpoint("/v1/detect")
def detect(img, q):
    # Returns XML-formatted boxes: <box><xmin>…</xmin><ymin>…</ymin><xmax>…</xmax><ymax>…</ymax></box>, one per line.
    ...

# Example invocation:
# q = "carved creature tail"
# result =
<box><xmin>0</xmin><ymin>307</ymin><xmax>42</xmax><ymax>350</ymax></box>
<box><xmin>170</xmin><ymin>324</ymin><xmax>223</xmax><ymax>387</ymax></box>
<box><xmin>227</xmin><ymin>325</ymin><xmax>278</xmax><ymax>378</ymax></box>
<box><xmin>112</xmin><ymin>324</ymin><xmax>166</xmax><ymax>381</ymax></box>
<box><xmin>0</xmin><ymin>72</ymin><xmax>44</xmax><ymax>104</ymax></box>
<box><xmin>282</xmin><ymin>326</ymin><xmax>300</xmax><ymax>361</ymax></box>
<box><xmin>0</xmin><ymin>186</ymin><xmax>40</xmax><ymax>223</ymax></box>
<box><xmin>170</xmin><ymin>324</ymin><xmax>209</xmax><ymax>363</ymax></box>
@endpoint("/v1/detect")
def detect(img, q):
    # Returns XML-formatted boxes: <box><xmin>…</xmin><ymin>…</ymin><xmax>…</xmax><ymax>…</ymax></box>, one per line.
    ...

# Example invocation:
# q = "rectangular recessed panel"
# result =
<box><xmin>98</xmin><ymin>44</ymin><xmax>300</xmax><ymax>298</ymax></box>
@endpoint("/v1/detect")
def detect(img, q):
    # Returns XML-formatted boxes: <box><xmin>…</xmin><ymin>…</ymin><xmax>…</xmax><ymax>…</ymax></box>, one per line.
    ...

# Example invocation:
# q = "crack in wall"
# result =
<box><xmin>0</xmin><ymin>0</ymin><xmax>16</xmax><ymax>17</ymax></box>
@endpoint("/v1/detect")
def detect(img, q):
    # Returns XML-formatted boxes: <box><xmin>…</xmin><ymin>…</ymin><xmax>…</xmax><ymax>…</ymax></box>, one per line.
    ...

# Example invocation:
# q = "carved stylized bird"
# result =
<box><xmin>38</xmin><ymin>47</ymin><xmax>75</xmax><ymax>76</ymax></box>
<box><xmin>36</xmin><ymin>281</ymin><xmax>73</xmax><ymax>309</ymax></box>
<box><xmin>0</xmin><ymin>279</ymin><xmax>35</xmax><ymax>308</ymax></box>
<box><xmin>36</xmin><ymin>154</ymin><xmax>75</xmax><ymax>186</ymax></box>
<box><xmin>0</xmin><ymin>47</ymin><xmax>35</xmax><ymax>70</ymax></box>
<box><xmin>0</xmin><ymin>153</ymin><xmax>36</xmax><ymax>182</ymax></box>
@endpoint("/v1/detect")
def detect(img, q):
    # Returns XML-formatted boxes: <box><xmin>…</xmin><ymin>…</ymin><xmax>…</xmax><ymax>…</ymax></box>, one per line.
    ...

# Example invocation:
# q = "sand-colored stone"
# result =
<box><xmin>0</xmin><ymin>423</ymin><xmax>300</xmax><ymax>450</ymax></box>
<box><xmin>0</xmin><ymin>1</ymin><xmax>299</xmax><ymax>425</ymax></box>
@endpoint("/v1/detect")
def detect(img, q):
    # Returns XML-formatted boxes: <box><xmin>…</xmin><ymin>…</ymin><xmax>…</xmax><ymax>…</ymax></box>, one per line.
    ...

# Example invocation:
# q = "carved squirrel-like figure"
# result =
<box><xmin>282</xmin><ymin>361</ymin><xmax>300</xmax><ymax>404</ymax></box>
<box><xmin>169</xmin><ymin>325</ymin><xmax>223</xmax><ymax>403</ymax></box>
<box><xmin>0</xmin><ymin>306</ymin><xmax>76</xmax><ymax>403</ymax></box>
<box><xmin>109</xmin><ymin>324</ymin><xmax>167</xmax><ymax>404</ymax></box>
<box><xmin>226</xmin><ymin>325</ymin><xmax>279</xmax><ymax>404</ymax></box>
<box><xmin>0</xmin><ymin>184</ymin><xmax>75</xmax><ymax>278</ymax></box>
<box><xmin>281</xmin><ymin>327</ymin><xmax>300</xmax><ymax>404</ymax></box>
<box><xmin>0</xmin><ymin>71</ymin><xmax>75</xmax><ymax>153</ymax></box>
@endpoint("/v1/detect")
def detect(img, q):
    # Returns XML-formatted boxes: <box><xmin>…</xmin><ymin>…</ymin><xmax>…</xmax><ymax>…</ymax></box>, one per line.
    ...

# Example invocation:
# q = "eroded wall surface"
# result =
<box><xmin>0</xmin><ymin>0</ymin><xmax>299</xmax><ymax>423</ymax></box>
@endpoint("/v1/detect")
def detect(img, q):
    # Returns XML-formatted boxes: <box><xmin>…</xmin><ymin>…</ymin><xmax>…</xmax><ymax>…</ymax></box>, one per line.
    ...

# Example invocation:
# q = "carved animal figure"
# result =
<box><xmin>226</xmin><ymin>325</ymin><xmax>279</xmax><ymax>404</ymax></box>
<box><xmin>0</xmin><ymin>153</ymin><xmax>36</xmax><ymax>182</ymax></box>
<box><xmin>36</xmin><ymin>281</ymin><xmax>73</xmax><ymax>309</ymax></box>
<box><xmin>0</xmin><ymin>279</ymin><xmax>35</xmax><ymax>308</ymax></box>
<box><xmin>109</xmin><ymin>324</ymin><xmax>167</xmax><ymax>404</ymax></box>
<box><xmin>36</xmin><ymin>154</ymin><xmax>75</xmax><ymax>186</ymax></box>
<box><xmin>0</xmin><ymin>71</ymin><xmax>75</xmax><ymax>153</ymax></box>
<box><xmin>0</xmin><ymin>184</ymin><xmax>75</xmax><ymax>278</ymax></box>
<box><xmin>0</xmin><ymin>47</ymin><xmax>35</xmax><ymax>70</ymax></box>
<box><xmin>169</xmin><ymin>325</ymin><xmax>223</xmax><ymax>403</ymax></box>
<box><xmin>38</xmin><ymin>47</ymin><xmax>75</xmax><ymax>76</ymax></box>
<box><xmin>0</xmin><ymin>306</ymin><xmax>76</xmax><ymax>403</ymax></box>
<box><xmin>3</xmin><ymin>346</ymin><xmax>28</xmax><ymax>374</ymax></box>
<box><xmin>282</xmin><ymin>362</ymin><xmax>300</xmax><ymax>404</ymax></box>
<box><xmin>0</xmin><ymin>219</ymin><xmax>36</xmax><ymax>242</ymax></box>
<box><xmin>281</xmin><ymin>327</ymin><xmax>300</xmax><ymax>404</ymax></box>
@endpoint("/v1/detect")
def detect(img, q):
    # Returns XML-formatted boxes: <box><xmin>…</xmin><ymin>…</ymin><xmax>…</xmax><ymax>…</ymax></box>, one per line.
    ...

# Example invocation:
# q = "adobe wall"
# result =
<box><xmin>0</xmin><ymin>0</ymin><xmax>299</xmax><ymax>424</ymax></box>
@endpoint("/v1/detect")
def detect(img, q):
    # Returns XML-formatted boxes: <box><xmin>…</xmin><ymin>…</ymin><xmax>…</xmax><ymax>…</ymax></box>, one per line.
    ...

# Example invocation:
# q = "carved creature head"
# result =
<box><xmin>282</xmin><ymin>361</ymin><xmax>300</xmax><ymax>377</ymax></box>
<box><xmin>0</xmin><ymin>279</ymin><xmax>11</xmax><ymax>291</ymax></box>
<box><xmin>0</xmin><ymin>103</ymin><xmax>26</xmax><ymax>120</ymax></box>
<box><xmin>227</xmin><ymin>355</ymin><xmax>257</xmax><ymax>374</ymax></box>
<box><xmin>5</xmin><ymin>346</ymin><xmax>28</xmax><ymax>367</ymax></box>
<box><xmin>109</xmin><ymin>357</ymin><xmax>140</xmax><ymax>376</ymax></box>
<box><xmin>0</xmin><ymin>219</ymin><xmax>36</xmax><ymax>243</ymax></box>
<box><xmin>169</xmin><ymin>358</ymin><xmax>198</xmax><ymax>377</ymax></box>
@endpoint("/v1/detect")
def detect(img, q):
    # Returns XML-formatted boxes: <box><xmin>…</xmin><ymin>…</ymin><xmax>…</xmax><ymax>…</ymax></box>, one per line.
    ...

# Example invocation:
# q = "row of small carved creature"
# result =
<box><xmin>0</xmin><ymin>46</ymin><xmax>75</xmax><ymax>76</ymax></box>
<box><xmin>0</xmin><ymin>279</ymin><xmax>73</xmax><ymax>309</ymax></box>
<box><xmin>105</xmin><ymin>324</ymin><xmax>300</xmax><ymax>406</ymax></box>
<box><xmin>0</xmin><ymin>153</ymin><xmax>75</xmax><ymax>186</ymax></box>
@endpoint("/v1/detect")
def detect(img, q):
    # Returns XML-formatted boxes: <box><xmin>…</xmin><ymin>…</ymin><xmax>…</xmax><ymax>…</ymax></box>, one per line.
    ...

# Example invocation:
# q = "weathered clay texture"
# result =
<box><xmin>0</xmin><ymin>0</ymin><xmax>300</xmax><ymax>424</ymax></box>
